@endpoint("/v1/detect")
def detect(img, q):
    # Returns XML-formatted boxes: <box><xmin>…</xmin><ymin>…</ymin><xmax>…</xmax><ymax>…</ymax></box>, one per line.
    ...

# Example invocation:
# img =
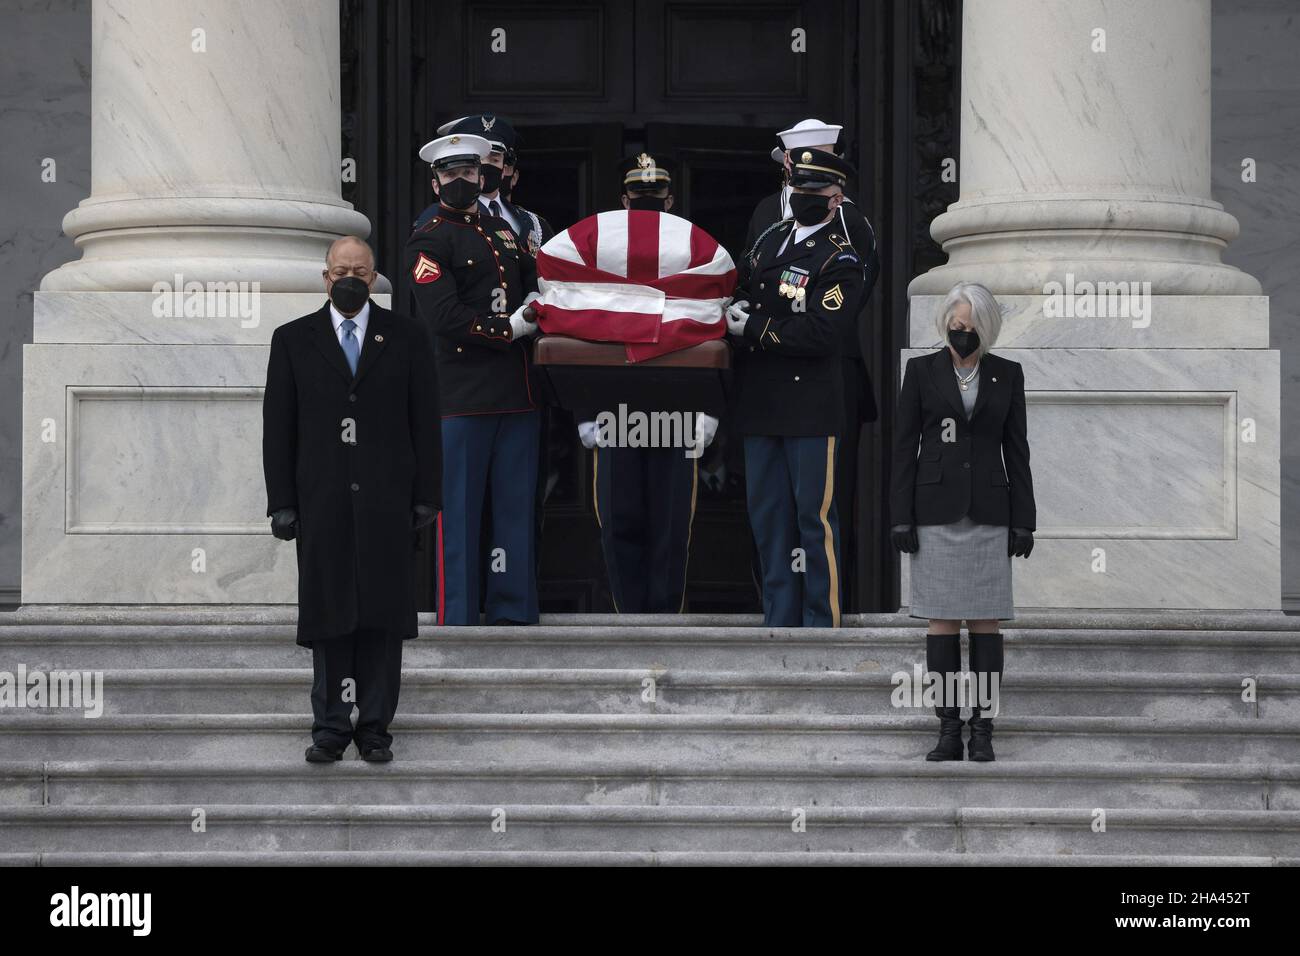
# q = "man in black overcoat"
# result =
<box><xmin>262</xmin><ymin>236</ymin><xmax>441</xmax><ymax>763</ymax></box>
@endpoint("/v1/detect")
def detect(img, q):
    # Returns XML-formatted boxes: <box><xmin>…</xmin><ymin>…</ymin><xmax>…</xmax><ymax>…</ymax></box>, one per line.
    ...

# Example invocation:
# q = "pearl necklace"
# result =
<box><xmin>955</xmin><ymin>362</ymin><xmax>979</xmax><ymax>391</ymax></box>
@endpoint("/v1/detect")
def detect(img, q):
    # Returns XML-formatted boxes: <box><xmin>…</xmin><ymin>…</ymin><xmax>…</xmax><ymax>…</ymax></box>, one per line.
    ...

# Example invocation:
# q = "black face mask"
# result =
<box><xmin>498</xmin><ymin>171</ymin><xmax>513</xmax><ymax>201</ymax></box>
<box><xmin>480</xmin><ymin>165</ymin><xmax>503</xmax><ymax>194</ymax></box>
<box><xmin>438</xmin><ymin>175</ymin><xmax>481</xmax><ymax>210</ymax></box>
<box><xmin>628</xmin><ymin>196</ymin><xmax>668</xmax><ymax>212</ymax></box>
<box><xmin>790</xmin><ymin>193</ymin><xmax>831</xmax><ymax>226</ymax></box>
<box><xmin>329</xmin><ymin>275</ymin><xmax>370</xmax><ymax>315</ymax></box>
<box><xmin>948</xmin><ymin>329</ymin><xmax>980</xmax><ymax>358</ymax></box>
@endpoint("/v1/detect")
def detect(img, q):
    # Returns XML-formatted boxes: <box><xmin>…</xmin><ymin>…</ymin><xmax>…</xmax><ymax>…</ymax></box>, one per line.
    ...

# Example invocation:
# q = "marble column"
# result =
<box><xmin>905</xmin><ymin>0</ymin><xmax>1280</xmax><ymax>610</ymax></box>
<box><xmin>42</xmin><ymin>0</ymin><xmax>370</xmax><ymax>292</ymax></box>
<box><xmin>23</xmin><ymin>0</ymin><xmax>384</xmax><ymax>603</ymax></box>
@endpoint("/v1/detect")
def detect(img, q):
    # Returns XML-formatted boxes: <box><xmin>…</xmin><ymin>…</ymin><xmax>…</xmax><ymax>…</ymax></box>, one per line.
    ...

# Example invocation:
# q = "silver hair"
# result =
<box><xmin>935</xmin><ymin>281</ymin><xmax>1003</xmax><ymax>361</ymax></box>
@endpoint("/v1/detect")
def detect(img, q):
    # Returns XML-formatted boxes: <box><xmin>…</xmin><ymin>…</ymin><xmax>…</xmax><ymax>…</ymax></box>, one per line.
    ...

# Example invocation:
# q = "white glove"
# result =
<box><xmin>725</xmin><ymin>299</ymin><xmax>750</xmax><ymax>336</ymax></box>
<box><xmin>577</xmin><ymin>421</ymin><xmax>600</xmax><ymax>449</ymax></box>
<box><xmin>694</xmin><ymin>412</ymin><xmax>719</xmax><ymax>449</ymax></box>
<box><xmin>508</xmin><ymin>292</ymin><xmax>542</xmax><ymax>340</ymax></box>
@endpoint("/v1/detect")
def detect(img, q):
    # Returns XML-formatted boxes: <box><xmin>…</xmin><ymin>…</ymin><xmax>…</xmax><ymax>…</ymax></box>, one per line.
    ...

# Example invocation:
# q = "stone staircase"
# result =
<box><xmin>1</xmin><ymin>606</ymin><xmax>1298</xmax><ymax>865</ymax></box>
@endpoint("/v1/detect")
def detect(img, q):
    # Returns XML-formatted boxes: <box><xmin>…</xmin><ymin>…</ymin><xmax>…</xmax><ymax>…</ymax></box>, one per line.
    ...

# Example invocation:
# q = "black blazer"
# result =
<box><xmin>890</xmin><ymin>349</ymin><xmax>1035</xmax><ymax>530</ymax></box>
<box><xmin>262</xmin><ymin>302</ymin><xmax>441</xmax><ymax>645</ymax></box>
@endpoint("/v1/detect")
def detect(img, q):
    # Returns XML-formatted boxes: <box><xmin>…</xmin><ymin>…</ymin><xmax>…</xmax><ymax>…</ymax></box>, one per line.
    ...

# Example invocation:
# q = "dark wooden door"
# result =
<box><xmin>342</xmin><ymin>0</ymin><xmax>911</xmax><ymax>612</ymax></box>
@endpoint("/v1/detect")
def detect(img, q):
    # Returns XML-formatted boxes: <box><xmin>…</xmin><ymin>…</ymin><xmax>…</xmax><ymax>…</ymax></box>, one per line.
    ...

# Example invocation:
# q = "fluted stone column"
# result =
<box><xmin>905</xmin><ymin>0</ymin><xmax>1280</xmax><ymax>610</ymax></box>
<box><xmin>23</xmin><ymin>0</ymin><xmax>384</xmax><ymax>603</ymax></box>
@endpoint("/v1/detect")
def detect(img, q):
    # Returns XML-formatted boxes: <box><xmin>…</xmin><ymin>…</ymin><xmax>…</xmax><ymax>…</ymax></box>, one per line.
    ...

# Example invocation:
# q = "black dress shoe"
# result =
<box><xmin>360</xmin><ymin>744</ymin><xmax>394</xmax><ymax>763</ymax></box>
<box><xmin>305</xmin><ymin>743</ymin><xmax>345</xmax><ymax>763</ymax></box>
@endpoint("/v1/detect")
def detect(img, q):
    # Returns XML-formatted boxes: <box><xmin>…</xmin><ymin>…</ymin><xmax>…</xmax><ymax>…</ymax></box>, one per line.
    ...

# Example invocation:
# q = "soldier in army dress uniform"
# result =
<box><xmin>742</xmin><ymin>119</ymin><xmax>881</xmax><ymax>612</ymax></box>
<box><xmin>403</xmin><ymin>132</ymin><xmax>543</xmax><ymax>626</ymax></box>
<box><xmin>726</xmin><ymin>148</ymin><xmax>865</xmax><ymax>628</ymax></box>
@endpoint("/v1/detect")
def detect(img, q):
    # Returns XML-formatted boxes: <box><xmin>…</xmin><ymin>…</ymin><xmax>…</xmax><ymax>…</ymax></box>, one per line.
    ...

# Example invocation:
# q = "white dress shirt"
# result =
<box><xmin>330</xmin><ymin>300</ymin><xmax>370</xmax><ymax>351</ymax></box>
<box><xmin>777</xmin><ymin>218</ymin><xmax>830</xmax><ymax>256</ymax></box>
<box><xmin>480</xmin><ymin>193</ymin><xmax>522</xmax><ymax>235</ymax></box>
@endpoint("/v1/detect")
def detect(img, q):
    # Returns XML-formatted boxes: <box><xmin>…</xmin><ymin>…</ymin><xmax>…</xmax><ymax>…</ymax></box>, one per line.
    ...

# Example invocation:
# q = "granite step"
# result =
<box><xmin>15</xmin><ymin>666</ymin><xmax>1291</xmax><ymax>718</ymax></box>
<box><xmin>5</xmin><ymin>758</ymin><xmax>1296</xmax><ymax>810</ymax></box>
<box><xmin>4</xmin><ymin>850</ymin><xmax>1287</xmax><ymax>866</ymax></box>
<box><xmin>3</xmin><ymin>713</ymin><xmax>1298</xmax><ymax>764</ymax></box>
<box><xmin>3</xmin><ymin>607</ymin><xmax>1294</xmax><ymax>630</ymax></box>
<box><xmin>4</xmin><ymin>623</ymin><xmax>1299</xmax><ymax>673</ymax></box>
<box><xmin>2</xmin><ymin>804</ymin><xmax>1297</xmax><ymax>857</ymax></box>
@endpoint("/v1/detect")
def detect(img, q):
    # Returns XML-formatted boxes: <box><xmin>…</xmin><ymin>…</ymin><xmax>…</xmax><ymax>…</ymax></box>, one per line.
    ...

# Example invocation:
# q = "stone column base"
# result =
<box><xmin>899</xmin><ymin>294</ymin><xmax>1280</xmax><ymax>611</ymax></box>
<box><xmin>21</xmin><ymin>291</ymin><xmax>391</xmax><ymax>604</ymax></box>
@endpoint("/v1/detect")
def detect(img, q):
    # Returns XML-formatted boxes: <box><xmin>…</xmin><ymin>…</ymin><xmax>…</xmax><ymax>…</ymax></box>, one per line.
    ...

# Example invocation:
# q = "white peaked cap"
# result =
<box><xmin>418</xmin><ymin>133</ymin><xmax>492</xmax><ymax>166</ymax></box>
<box><xmin>770</xmin><ymin>118</ymin><xmax>844</xmax><ymax>162</ymax></box>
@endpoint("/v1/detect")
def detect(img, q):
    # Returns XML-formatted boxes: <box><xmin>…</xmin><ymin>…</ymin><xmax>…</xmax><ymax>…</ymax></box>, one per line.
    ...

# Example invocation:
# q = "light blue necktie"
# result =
<box><xmin>339</xmin><ymin>318</ymin><xmax>360</xmax><ymax>375</ymax></box>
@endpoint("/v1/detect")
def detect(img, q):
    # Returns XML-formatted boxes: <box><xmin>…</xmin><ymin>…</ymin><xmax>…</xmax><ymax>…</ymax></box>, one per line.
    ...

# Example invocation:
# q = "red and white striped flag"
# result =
<box><xmin>533</xmin><ymin>210</ymin><xmax>737</xmax><ymax>362</ymax></box>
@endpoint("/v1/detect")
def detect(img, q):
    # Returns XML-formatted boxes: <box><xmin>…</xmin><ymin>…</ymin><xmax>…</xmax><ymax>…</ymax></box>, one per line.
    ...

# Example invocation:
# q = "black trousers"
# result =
<box><xmin>309</xmin><ymin>628</ymin><xmax>404</xmax><ymax>750</ymax></box>
<box><xmin>593</xmin><ymin>444</ymin><xmax>697</xmax><ymax>613</ymax></box>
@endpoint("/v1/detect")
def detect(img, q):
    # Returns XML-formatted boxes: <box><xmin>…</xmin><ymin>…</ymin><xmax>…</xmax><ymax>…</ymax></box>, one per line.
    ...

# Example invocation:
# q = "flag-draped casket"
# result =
<box><xmin>533</xmin><ymin>210</ymin><xmax>738</xmax><ymax>362</ymax></box>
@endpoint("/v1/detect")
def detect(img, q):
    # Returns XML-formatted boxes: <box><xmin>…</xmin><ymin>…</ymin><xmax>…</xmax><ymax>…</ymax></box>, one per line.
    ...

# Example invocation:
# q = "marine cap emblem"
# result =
<box><xmin>801</xmin><ymin>151</ymin><xmax>812</xmax><ymax>163</ymax></box>
<box><xmin>450</xmin><ymin>135</ymin><xmax>460</xmax><ymax>145</ymax></box>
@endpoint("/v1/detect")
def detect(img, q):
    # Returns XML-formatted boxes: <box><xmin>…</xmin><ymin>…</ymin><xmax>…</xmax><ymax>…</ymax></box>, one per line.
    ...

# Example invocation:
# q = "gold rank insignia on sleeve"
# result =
<box><xmin>822</xmin><ymin>284</ymin><xmax>845</xmax><ymax>310</ymax></box>
<box><xmin>412</xmin><ymin>252</ymin><xmax>442</xmax><ymax>284</ymax></box>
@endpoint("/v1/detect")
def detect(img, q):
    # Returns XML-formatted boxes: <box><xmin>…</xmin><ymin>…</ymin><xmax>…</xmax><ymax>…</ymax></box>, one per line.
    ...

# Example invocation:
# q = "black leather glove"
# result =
<box><xmin>270</xmin><ymin>508</ymin><xmax>298</xmax><ymax>541</ymax></box>
<box><xmin>891</xmin><ymin>525</ymin><xmax>919</xmax><ymax>554</ymax></box>
<box><xmin>412</xmin><ymin>504</ymin><xmax>436</xmax><ymax>530</ymax></box>
<box><xmin>1009</xmin><ymin>527</ymin><xmax>1034</xmax><ymax>558</ymax></box>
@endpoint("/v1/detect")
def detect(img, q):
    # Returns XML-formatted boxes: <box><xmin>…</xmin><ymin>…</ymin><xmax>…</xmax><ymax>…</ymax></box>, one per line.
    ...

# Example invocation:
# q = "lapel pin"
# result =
<box><xmin>374</xmin><ymin>334</ymin><xmax>384</xmax><ymax>342</ymax></box>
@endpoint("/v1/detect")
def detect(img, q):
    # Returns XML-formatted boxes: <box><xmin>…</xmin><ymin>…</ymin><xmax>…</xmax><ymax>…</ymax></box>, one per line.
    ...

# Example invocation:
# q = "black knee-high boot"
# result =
<box><xmin>967</xmin><ymin>631</ymin><xmax>1004</xmax><ymax>761</ymax></box>
<box><xmin>925</xmin><ymin>633</ymin><xmax>964</xmax><ymax>761</ymax></box>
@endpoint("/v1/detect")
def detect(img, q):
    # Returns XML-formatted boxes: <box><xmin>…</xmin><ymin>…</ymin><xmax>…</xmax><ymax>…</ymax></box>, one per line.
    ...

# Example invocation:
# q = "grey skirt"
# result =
<box><xmin>908</xmin><ymin>515</ymin><xmax>1014</xmax><ymax>620</ymax></box>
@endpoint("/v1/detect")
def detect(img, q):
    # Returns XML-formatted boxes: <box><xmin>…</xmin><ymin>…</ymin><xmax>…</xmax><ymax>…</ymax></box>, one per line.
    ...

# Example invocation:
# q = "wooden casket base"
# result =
<box><xmin>533</xmin><ymin>335</ymin><xmax>732</xmax><ymax>418</ymax></box>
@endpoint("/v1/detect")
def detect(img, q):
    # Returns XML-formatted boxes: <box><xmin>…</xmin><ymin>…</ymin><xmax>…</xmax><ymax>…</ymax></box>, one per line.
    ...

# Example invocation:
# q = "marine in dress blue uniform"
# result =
<box><xmin>579</xmin><ymin>154</ymin><xmax>714</xmax><ymax>613</ymax></box>
<box><xmin>417</xmin><ymin>114</ymin><xmax>560</xmax><ymax>577</ymax></box>
<box><xmin>403</xmin><ymin>133</ymin><xmax>542</xmax><ymax>625</ymax></box>
<box><xmin>727</xmin><ymin>148</ymin><xmax>865</xmax><ymax>628</ymax></box>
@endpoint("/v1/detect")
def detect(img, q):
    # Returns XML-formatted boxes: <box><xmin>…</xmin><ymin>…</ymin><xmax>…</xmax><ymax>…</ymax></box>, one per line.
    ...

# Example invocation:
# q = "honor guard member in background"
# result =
<box><xmin>415</xmin><ymin>114</ymin><xmax>555</xmax><ymax>256</ymax></box>
<box><xmin>404</xmin><ymin>132</ymin><xmax>543</xmax><ymax>626</ymax></box>
<box><xmin>726</xmin><ymin>148</ymin><xmax>865</xmax><ymax>628</ymax></box>
<box><xmin>577</xmin><ymin>155</ymin><xmax>718</xmax><ymax>613</ymax></box>
<box><xmin>743</xmin><ymin>119</ymin><xmax>881</xmax><ymax>611</ymax></box>
<box><xmin>262</xmin><ymin>237</ymin><xmax>441</xmax><ymax>762</ymax></box>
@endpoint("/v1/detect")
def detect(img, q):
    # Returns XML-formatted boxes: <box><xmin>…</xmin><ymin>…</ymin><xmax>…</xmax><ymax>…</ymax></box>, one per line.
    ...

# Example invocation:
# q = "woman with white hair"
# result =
<box><xmin>890</xmin><ymin>281</ymin><xmax>1036</xmax><ymax>761</ymax></box>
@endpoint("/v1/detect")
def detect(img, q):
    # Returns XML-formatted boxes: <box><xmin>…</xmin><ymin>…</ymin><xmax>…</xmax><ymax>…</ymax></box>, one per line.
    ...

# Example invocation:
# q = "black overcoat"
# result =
<box><xmin>262</xmin><ymin>302</ymin><xmax>441</xmax><ymax>646</ymax></box>
<box><xmin>890</xmin><ymin>348</ymin><xmax>1036</xmax><ymax>530</ymax></box>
